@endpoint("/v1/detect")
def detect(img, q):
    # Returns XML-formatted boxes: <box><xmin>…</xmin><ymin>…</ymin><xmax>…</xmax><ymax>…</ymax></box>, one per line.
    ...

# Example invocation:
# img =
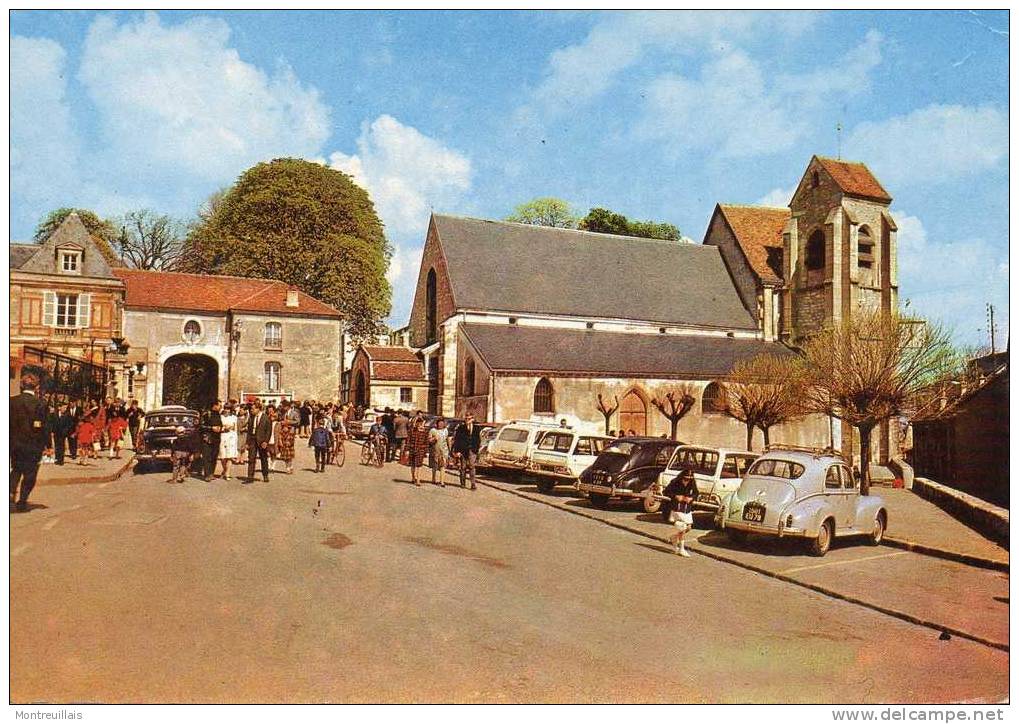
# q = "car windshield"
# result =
<box><xmin>748</xmin><ymin>458</ymin><xmax>806</xmax><ymax>480</ymax></box>
<box><xmin>669</xmin><ymin>448</ymin><xmax>719</xmax><ymax>475</ymax></box>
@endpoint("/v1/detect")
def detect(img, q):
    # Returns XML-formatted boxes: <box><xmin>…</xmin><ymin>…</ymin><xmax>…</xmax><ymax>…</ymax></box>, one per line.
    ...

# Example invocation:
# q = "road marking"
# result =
<box><xmin>11</xmin><ymin>543</ymin><xmax>31</xmax><ymax>557</ymax></box>
<box><xmin>42</xmin><ymin>517</ymin><xmax>61</xmax><ymax>531</ymax></box>
<box><xmin>781</xmin><ymin>551</ymin><xmax>909</xmax><ymax>575</ymax></box>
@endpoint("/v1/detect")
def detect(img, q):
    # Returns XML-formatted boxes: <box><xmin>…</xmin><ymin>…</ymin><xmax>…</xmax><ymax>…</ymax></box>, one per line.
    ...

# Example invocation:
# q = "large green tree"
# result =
<box><xmin>505</xmin><ymin>197</ymin><xmax>578</xmax><ymax>228</ymax></box>
<box><xmin>182</xmin><ymin>158</ymin><xmax>392</xmax><ymax>339</ymax></box>
<box><xmin>579</xmin><ymin>207</ymin><xmax>681</xmax><ymax>241</ymax></box>
<box><xmin>34</xmin><ymin>208</ymin><xmax>123</xmax><ymax>267</ymax></box>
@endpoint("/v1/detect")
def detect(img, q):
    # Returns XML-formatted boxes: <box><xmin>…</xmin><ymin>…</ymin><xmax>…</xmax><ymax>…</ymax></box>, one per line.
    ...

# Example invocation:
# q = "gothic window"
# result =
<box><xmin>264</xmin><ymin>322</ymin><xmax>282</xmax><ymax>349</ymax></box>
<box><xmin>533</xmin><ymin>377</ymin><xmax>555</xmax><ymax>414</ymax></box>
<box><xmin>702</xmin><ymin>382</ymin><xmax>726</xmax><ymax>415</ymax></box>
<box><xmin>811</xmin><ymin>171</ymin><xmax>820</xmax><ymax>188</ymax></box>
<box><xmin>425</xmin><ymin>268</ymin><xmax>437</xmax><ymax>344</ymax></box>
<box><xmin>805</xmin><ymin>229</ymin><xmax>825</xmax><ymax>271</ymax></box>
<box><xmin>857</xmin><ymin>225</ymin><xmax>874</xmax><ymax>269</ymax></box>
<box><xmin>264</xmin><ymin>362</ymin><xmax>281</xmax><ymax>392</ymax></box>
<box><xmin>463</xmin><ymin>357</ymin><xmax>476</xmax><ymax>396</ymax></box>
<box><xmin>183</xmin><ymin>320</ymin><xmax>202</xmax><ymax>344</ymax></box>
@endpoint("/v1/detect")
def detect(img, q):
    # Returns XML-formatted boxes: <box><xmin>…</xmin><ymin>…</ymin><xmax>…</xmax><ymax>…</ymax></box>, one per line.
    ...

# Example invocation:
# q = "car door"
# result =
<box><xmin>824</xmin><ymin>464</ymin><xmax>854</xmax><ymax>533</ymax></box>
<box><xmin>840</xmin><ymin>463</ymin><xmax>860</xmax><ymax>530</ymax></box>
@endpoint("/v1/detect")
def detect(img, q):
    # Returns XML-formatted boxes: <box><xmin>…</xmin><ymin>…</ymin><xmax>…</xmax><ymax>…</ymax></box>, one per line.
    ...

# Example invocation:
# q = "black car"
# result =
<box><xmin>135</xmin><ymin>406</ymin><xmax>200</xmax><ymax>468</ymax></box>
<box><xmin>576</xmin><ymin>437</ymin><xmax>682</xmax><ymax>509</ymax></box>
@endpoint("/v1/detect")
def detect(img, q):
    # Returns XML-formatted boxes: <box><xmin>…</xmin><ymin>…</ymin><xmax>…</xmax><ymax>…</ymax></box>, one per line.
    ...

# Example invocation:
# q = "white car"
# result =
<box><xmin>526</xmin><ymin>431</ymin><xmax>613</xmax><ymax>493</ymax></box>
<box><xmin>648</xmin><ymin>445</ymin><xmax>758</xmax><ymax>515</ymax></box>
<box><xmin>487</xmin><ymin>421</ymin><xmax>563</xmax><ymax>478</ymax></box>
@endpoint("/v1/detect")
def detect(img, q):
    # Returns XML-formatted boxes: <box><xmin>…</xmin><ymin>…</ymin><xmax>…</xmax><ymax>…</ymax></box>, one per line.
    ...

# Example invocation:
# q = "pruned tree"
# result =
<box><xmin>799</xmin><ymin>310</ymin><xmax>958</xmax><ymax>494</ymax></box>
<box><xmin>505</xmin><ymin>197</ymin><xmax>578</xmax><ymax>228</ymax></box>
<box><xmin>651</xmin><ymin>386</ymin><xmax>696</xmax><ymax>440</ymax></box>
<box><xmin>595</xmin><ymin>393</ymin><xmax>619</xmax><ymax>435</ymax></box>
<box><xmin>722</xmin><ymin>354</ymin><xmax>806</xmax><ymax>451</ymax></box>
<box><xmin>115</xmin><ymin>210</ymin><xmax>187</xmax><ymax>270</ymax></box>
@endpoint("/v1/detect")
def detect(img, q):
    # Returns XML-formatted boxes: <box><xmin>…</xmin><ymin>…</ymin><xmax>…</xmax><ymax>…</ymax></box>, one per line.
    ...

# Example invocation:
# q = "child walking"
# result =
<box><xmin>76</xmin><ymin>414</ymin><xmax>96</xmax><ymax>465</ymax></box>
<box><xmin>170</xmin><ymin>424</ymin><xmax>200</xmax><ymax>484</ymax></box>
<box><xmin>664</xmin><ymin>469</ymin><xmax>698</xmax><ymax>557</ymax></box>
<box><xmin>309</xmin><ymin>417</ymin><xmax>332</xmax><ymax>473</ymax></box>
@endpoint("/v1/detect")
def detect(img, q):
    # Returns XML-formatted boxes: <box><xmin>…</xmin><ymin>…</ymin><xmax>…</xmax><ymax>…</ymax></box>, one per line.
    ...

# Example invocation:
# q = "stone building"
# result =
<box><xmin>349</xmin><ymin>345</ymin><xmax>429</xmax><ymax>410</ymax></box>
<box><xmin>115</xmin><ymin>269</ymin><xmax>344</xmax><ymax>410</ymax></box>
<box><xmin>9</xmin><ymin>213</ymin><xmax>128</xmax><ymax>399</ymax></box>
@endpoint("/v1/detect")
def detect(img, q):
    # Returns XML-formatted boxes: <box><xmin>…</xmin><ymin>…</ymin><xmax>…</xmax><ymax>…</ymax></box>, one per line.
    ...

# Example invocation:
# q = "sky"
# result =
<box><xmin>9</xmin><ymin>10</ymin><xmax>1009</xmax><ymax>347</ymax></box>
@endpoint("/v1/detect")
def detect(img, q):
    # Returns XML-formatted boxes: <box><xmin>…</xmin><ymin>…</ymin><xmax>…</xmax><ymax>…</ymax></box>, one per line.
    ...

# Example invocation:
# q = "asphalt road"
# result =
<box><xmin>9</xmin><ymin>445</ymin><xmax>1010</xmax><ymax>703</ymax></box>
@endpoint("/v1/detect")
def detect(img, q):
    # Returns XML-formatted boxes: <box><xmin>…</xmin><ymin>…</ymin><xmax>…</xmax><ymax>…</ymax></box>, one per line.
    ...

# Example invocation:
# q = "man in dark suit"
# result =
<box><xmin>65</xmin><ymin>399</ymin><xmax>83</xmax><ymax>459</ymax></box>
<box><xmin>451</xmin><ymin>413</ymin><xmax>482</xmax><ymax>490</ymax></box>
<box><xmin>199</xmin><ymin>400</ymin><xmax>224</xmax><ymax>481</ymax></box>
<box><xmin>10</xmin><ymin>372</ymin><xmax>50</xmax><ymax>511</ymax></box>
<box><xmin>53</xmin><ymin>403</ymin><xmax>77</xmax><ymax>465</ymax></box>
<box><xmin>245</xmin><ymin>401</ymin><xmax>273</xmax><ymax>483</ymax></box>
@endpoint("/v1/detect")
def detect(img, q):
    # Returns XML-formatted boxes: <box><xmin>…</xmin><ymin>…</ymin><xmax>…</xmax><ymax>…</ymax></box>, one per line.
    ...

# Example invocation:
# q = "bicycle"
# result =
<box><xmin>360</xmin><ymin>435</ymin><xmax>387</xmax><ymax>468</ymax></box>
<box><xmin>330</xmin><ymin>432</ymin><xmax>346</xmax><ymax>467</ymax></box>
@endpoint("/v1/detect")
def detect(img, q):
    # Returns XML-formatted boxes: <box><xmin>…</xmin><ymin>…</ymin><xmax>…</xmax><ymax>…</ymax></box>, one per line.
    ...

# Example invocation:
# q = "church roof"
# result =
<box><xmin>114</xmin><ymin>269</ymin><xmax>342</xmax><ymax>318</ymax></box>
<box><xmin>815</xmin><ymin>157</ymin><xmax>892</xmax><ymax>203</ymax></box>
<box><xmin>432</xmin><ymin>214</ymin><xmax>756</xmax><ymax>331</ymax></box>
<box><xmin>460</xmin><ymin>323</ymin><xmax>795</xmax><ymax>378</ymax></box>
<box><xmin>715</xmin><ymin>205</ymin><xmax>789</xmax><ymax>285</ymax></box>
<box><xmin>9</xmin><ymin>243</ymin><xmax>40</xmax><ymax>269</ymax></box>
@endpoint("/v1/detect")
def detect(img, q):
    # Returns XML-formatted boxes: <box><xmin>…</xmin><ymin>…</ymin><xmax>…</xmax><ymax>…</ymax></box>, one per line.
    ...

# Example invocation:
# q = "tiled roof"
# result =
<box><xmin>716</xmin><ymin>205</ymin><xmax>789</xmax><ymax>285</ymax></box>
<box><xmin>9</xmin><ymin>243</ymin><xmax>40</xmax><ymax>269</ymax></box>
<box><xmin>363</xmin><ymin>345</ymin><xmax>421</xmax><ymax>363</ymax></box>
<box><xmin>461</xmin><ymin>323</ymin><xmax>795</xmax><ymax>378</ymax></box>
<box><xmin>815</xmin><ymin>157</ymin><xmax>891</xmax><ymax>203</ymax></box>
<box><xmin>113</xmin><ymin>269</ymin><xmax>342</xmax><ymax>318</ymax></box>
<box><xmin>432</xmin><ymin>214</ymin><xmax>756</xmax><ymax>331</ymax></box>
<box><xmin>373</xmin><ymin>361</ymin><xmax>426</xmax><ymax>382</ymax></box>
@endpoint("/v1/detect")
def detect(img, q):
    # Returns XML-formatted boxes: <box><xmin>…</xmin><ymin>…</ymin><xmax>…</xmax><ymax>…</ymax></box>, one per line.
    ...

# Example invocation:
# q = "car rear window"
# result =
<box><xmin>537</xmin><ymin>432</ymin><xmax>573</xmax><ymax>452</ymax></box>
<box><xmin>670</xmin><ymin>448</ymin><xmax>719</xmax><ymax>475</ymax></box>
<box><xmin>575</xmin><ymin>437</ymin><xmax>607</xmax><ymax>457</ymax></box>
<box><xmin>148</xmin><ymin>414</ymin><xmax>196</xmax><ymax>428</ymax></box>
<box><xmin>498</xmin><ymin>428</ymin><xmax>530</xmax><ymax>443</ymax></box>
<box><xmin>748</xmin><ymin>458</ymin><xmax>805</xmax><ymax>479</ymax></box>
<box><xmin>603</xmin><ymin>441</ymin><xmax>636</xmax><ymax>456</ymax></box>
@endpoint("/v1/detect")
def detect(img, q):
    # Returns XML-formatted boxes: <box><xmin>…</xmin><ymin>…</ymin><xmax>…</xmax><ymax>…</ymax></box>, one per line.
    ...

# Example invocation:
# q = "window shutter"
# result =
<box><xmin>77</xmin><ymin>293</ymin><xmax>91</xmax><ymax>329</ymax></box>
<box><xmin>43</xmin><ymin>291</ymin><xmax>56</xmax><ymax>327</ymax></box>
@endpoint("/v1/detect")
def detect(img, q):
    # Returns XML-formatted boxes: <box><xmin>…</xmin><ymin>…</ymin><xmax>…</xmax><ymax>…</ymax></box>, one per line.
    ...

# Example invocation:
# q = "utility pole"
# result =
<box><xmin>986</xmin><ymin>303</ymin><xmax>997</xmax><ymax>354</ymax></box>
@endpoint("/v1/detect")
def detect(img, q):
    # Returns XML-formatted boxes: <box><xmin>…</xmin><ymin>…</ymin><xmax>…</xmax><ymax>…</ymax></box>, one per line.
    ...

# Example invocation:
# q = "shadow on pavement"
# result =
<box><xmin>10</xmin><ymin>502</ymin><xmax>49</xmax><ymax>514</ymax></box>
<box><xmin>696</xmin><ymin>530</ymin><xmax>854</xmax><ymax>557</ymax></box>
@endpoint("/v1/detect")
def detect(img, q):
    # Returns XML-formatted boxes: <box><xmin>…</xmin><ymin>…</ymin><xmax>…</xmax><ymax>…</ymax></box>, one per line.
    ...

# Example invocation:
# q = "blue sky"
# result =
<box><xmin>10</xmin><ymin>10</ymin><xmax>1009</xmax><ymax>347</ymax></box>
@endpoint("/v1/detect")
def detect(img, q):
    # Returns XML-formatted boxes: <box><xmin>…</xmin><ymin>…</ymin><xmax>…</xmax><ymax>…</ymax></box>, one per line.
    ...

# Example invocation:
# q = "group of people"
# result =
<box><xmin>38</xmin><ymin>396</ymin><xmax>145</xmax><ymax>467</ymax></box>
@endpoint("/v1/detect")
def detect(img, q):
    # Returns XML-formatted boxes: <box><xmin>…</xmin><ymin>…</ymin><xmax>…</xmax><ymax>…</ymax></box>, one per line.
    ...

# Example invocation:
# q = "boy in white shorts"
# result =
<box><xmin>665</xmin><ymin>469</ymin><xmax>698</xmax><ymax>557</ymax></box>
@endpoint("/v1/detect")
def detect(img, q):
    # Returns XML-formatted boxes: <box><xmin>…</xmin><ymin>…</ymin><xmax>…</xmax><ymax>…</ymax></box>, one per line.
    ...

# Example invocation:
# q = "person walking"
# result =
<box><xmin>235</xmin><ymin>402</ymin><xmax>249</xmax><ymax>464</ymax></box>
<box><xmin>276</xmin><ymin>414</ymin><xmax>296</xmax><ymax>474</ymax></box>
<box><xmin>169</xmin><ymin>423</ymin><xmax>200</xmax><ymax>484</ymax></box>
<box><xmin>108</xmin><ymin>407</ymin><xmax>128</xmax><ymax>459</ymax></box>
<box><xmin>299</xmin><ymin>401</ymin><xmax>312</xmax><ymax>438</ymax></box>
<box><xmin>245</xmin><ymin>401</ymin><xmax>273</xmax><ymax>483</ymax></box>
<box><xmin>126</xmin><ymin>400</ymin><xmax>145</xmax><ymax>450</ymax></box>
<box><xmin>452</xmin><ymin>413</ymin><xmax>482</xmax><ymax>490</ymax></box>
<box><xmin>664</xmin><ymin>469</ymin><xmax>697</xmax><ymax>557</ymax></box>
<box><xmin>43</xmin><ymin>403</ymin><xmax>60</xmax><ymax>464</ymax></box>
<box><xmin>427</xmin><ymin>417</ymin><xmax>450</xmax><ymax>487</ymax></box>
<box><xmin>309</xmin><ymin>417</ymin><xmax>332</xmax><ymax>473</ymax></box>
<box><xmin>404</xmin><ymin>416</ymin><xmax>430</xmax><ymax>486</ymax></box>
<box><xmin>218</xmin><ymin>403</ymin><xmax>238</xmax><ymax>480</ymax></box>
<box><xmin>54</xmin><ymin>403</ymin><xmax>76</xmax><ymax>466</ymax></box>
<box><xmin>198</xmin><ymin>400</ymin><xmax>224</xmax><ymax>481</ymax></box>
<box><xmin>66</xmin><ymin>399</ymin><xmax>83</xmax><ymax>460</ymax></box>
<box><xmin>10</xmin><ymin>373</ymin><xmax>50</xmax><ymax>512</ymax></box>
<box><xmin>393</xmin><ymin>409</ymin><xmax>409</xmax><ymax>464</ymax></box>
<box><xmin>381</xmin><ymin>408</ymin><xmax>396</xmax><ymax>461</ymax></box>
<box><xmin>76</xmin><ymin>412</ymin><xmax>97</xmax><ymax>465</ymax></box>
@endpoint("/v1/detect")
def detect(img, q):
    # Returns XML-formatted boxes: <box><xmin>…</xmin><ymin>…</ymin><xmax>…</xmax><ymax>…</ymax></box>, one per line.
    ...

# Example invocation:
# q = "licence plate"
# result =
<box><xmin>697</xmin><ymin>493</ymin><xmax>714</xmax><ymax>502</ymax></box>
<box><xmin>743</xmin><ymin>503</ymin><xmax>765</xmax><ymax>523</ymax></box>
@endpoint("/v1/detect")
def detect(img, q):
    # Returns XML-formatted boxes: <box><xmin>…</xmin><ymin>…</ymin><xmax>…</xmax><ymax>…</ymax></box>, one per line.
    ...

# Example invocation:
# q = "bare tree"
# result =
<box><xmin>115</xmin><ymin>210</ymin><xmax>187</xmax><ymax>270</ymax></box>
<box><xmin>595</xmin><ymin>393</ymin><xmax>619</xmax><ymax>435</ymax></box>
<box><xmin>651</xmin><ymin>386</ymin><xmax>696</xmax><ymax>440</ymax></box>
<box><xmin>799</xmin><ymin>310</ymin><xmax>958</xmax><ymax>494</ymax></box>
<box><xmin>722</xmin><ymin>354</ymin><xmax>806</xmax><ymax>451</ymax></box>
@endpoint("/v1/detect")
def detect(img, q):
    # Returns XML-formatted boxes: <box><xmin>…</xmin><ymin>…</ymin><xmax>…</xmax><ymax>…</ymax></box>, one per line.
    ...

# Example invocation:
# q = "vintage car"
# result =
<box><xmin>576</xmin><ymin>437</ymin><xmax>681</xmax><ymax>509</ymax></box>
<box><xmin>347</xmin><ymin>410</ymin><xmax>381</xmax><ymax>439</ymax></box>
<box><xmin>525</xmin><ymin>430</ymin><xmax>613</xmax><ymax>493</ymax></box>
<box><xmin>486</xmin><ymin>420</ymin><xmax>562</xmax><ymax>477</ymax></box>
<box><xmin>135</xmin><ymin>406</ymin><xmax>200</xmax><ymax>467</ymax></box>
<box><xmin>647</xmin><ymin>446</ymin><xmax>759</xmax><ymax>516</ymax></box>
<box><xmin>475</xmin><ymin>425</ymin><xmax>501</xmax><ymax>471</ymax></box>
<box><xmin>717</xmin><ymin>447</ymin><xmax>888</xmax><ymax>557</ymax></box>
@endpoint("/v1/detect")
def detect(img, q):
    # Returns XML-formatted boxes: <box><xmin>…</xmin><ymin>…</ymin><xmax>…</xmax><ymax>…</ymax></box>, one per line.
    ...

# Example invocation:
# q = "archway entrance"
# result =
<box><xmin>354</xmin><ymin>369</ymin><xmax>368</xmax><ymax>407</ymax></box>
<box><xmin>162</xmin><ymin>354</ymin><xmax>218</xmax><ymax>410</ymax></box>
<box><xmin>619</xmin><ymin>389</ymin><xmax>648</xmax><ymax>436</ymax></box>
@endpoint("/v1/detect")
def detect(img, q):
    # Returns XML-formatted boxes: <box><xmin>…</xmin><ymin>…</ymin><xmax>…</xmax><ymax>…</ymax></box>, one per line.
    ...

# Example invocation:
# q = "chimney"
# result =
<box><xmin>286</xmin><ymin>287</ymin><xmax>299</xmax><ymax>308</ymax></box>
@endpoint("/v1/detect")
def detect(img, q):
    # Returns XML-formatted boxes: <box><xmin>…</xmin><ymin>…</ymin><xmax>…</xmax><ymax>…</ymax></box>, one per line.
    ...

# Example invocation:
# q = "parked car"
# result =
<box><xmin>717</xmin><ymin>446</ymin><xmax>888</xmax><ymax>557</ymax></box>
<box><xmin>486</xmin><ymin>420</ymin><xmax>563</xmax><ymax>478</ymax></box>
<box><xmin>135</xmin><ymin>407</ymin><xmax>200</xmax><ymax>467</ymax></box>
<box><xmin>526</xmin><ymin>430</ymin><xmax>614</xmax><ymax>493</ymax></box>
<box><xmin>348</xmin><ymin>410</ymin><xmax>380</xmax><ymax>439</ymax></box>
<box><xmin>476</xmin><ymin>425</ymin><xmax>502</xmax><ymax>471</ymax></box>
<box><xmin>647</xmin><ymin>446</ymin><xmax>759</xmax><ymax>516</ymax></box>
<box><xmin>576</xmin><ymin>437</ymin><xmax>682</xmax><ymax>509</ymax></box>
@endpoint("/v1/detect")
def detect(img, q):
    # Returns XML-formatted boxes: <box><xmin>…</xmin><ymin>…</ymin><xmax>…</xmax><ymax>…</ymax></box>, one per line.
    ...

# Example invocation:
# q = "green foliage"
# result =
<box><xmin>579</xmin><ymin>207</ymin><xmax>681</xmax><ymax>241</ymax></box>
<box><xmin>506</xmin><ymin>197</ymin><xmax>578</xmax><ymax>228</ymax></box>
<box><xmin>34</xmin><ymin>208</ymin><xmax>123</xmax><ymax>267</ymax></box>
<box><xmin>182</xmin><ymin>158</ymin><xmax>392</xmax><ymax>340</ymax></box>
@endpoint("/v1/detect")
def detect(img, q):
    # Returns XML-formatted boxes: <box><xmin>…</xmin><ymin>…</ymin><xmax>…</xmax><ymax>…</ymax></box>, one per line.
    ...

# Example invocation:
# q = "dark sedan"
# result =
<box><xmin>576</xmin><ymin>437</ymin><xmax>682</xmax><ymax>509</ymax></box>
<box><xmin>135</xmin><ymin>406</ymin><xmax>199</xmax><ymax>467</ymax></box>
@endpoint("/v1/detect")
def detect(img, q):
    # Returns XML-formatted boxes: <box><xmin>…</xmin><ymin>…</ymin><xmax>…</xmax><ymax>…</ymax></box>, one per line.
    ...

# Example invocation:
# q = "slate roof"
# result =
<box><xmin>432</xmin><ymin>214</ymin><xmax>756</xmax><ymax>331</ymax></box>
<box><xmin>716</xmin><ymin>205</ymin><xmax>789</xmax><ymax>285</ymax></box>
<box><xmin>460</xmin><ymin>323</ymin><xmax>795</xmax><ymax>378</ymax></box>
<box><xmin>815</xmin><ymin>156</ymin><xmax>892</xmax><ymax>203</ymax></box>
<box><xmin>9</xmin><ymin>243</ymin><xmax>40</xmax><ymax>269</ymax></box>
<box><xmin>15</xmin><ymin>213</ymin><xmax>118</xmax><ymax>279</ymax></box>
<box><xmin>114</xmin><ymin>269</ymin><xmax>342</xmax><ymax>318</ymax></box>
<box><xmin>373</xmin><ymin>362</ymin><xmax>426</xmax><ymax>382</ymax></box>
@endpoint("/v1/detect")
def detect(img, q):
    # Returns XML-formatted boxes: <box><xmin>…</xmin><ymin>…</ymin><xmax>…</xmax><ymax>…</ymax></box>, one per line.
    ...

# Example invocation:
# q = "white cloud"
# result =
<box><xmin>639</xmin><ymin>31</ymin><xmax>882</xmax><ymax>158</ymax></box>
<box><xmin>329</xmin><ymin>115</ymin><xmax>471</xmax><ymax>239</ymax></box>
<box><xmin>78</xmin><ymin>13</ymin><xmax>330</xmax><ymax>182</ymax></box>
<box><xmin>894</xmin><ymin>211</ymin><xmax>1008</xmax><ymax>346</ymax></box>
<box><xmin>10</xmin><ymin>36</ymin><xmax>79</xmax><ymax>229</ymax></box>
<box><xmin>385</xmin><ymin>243</ymin><xmax>425</xmax><ymax>325</ymax></box>
<box><xmin>845</xmin><ymin>104</ymin><xmax>1007</xmax><ymax>186</ymax></box>
<box><xmin>756</xmin><ymin>186</ymin><xmax>796</xmax><ymax>207</ymax></box>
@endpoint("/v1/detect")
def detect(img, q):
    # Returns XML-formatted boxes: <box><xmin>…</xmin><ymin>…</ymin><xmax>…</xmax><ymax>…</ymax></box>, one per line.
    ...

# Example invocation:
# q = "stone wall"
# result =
<box><xmin>367</xmin><ymin>383</ymin><xmax>430</xmax><ymax>412</ymax></box>
<box><xmin>407</xmin><ymin>220</ymin><xmax>457</xmax><ymax>349</ymax></box>
<box><xmin>703</xmin><ymin>212</ymin><xmax>759</xmax><ymax>321</ymax></box>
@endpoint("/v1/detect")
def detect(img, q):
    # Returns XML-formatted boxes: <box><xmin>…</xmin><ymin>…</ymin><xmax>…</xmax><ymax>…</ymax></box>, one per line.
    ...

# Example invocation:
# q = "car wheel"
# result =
<box><xmin>868</xmin><ymin>511</ymin><xmax>886</xmax><ymax>546</ymax></box>
<box><xmin>588</xmin><ymin>493</ymin><xmax>611</xmax><ymax>509</ymax></box>
<box><xmin>810</xmin><ymin>519</ymin><xmax>834</xmax><ymax>557</ymax></box>
<box><xmin>642</xmin><ymin>494</ymin><xmax>662</xmax><ymax>514</ymax></box>
<box><xmin>726</xmin><ymin>529</ymin><xmax>747</xmax><ymax>545</ymax></box>
<box><xmin>536</xmin><ymin>478</ymin><xmax>556</xmax><ymax>495</ymax></box>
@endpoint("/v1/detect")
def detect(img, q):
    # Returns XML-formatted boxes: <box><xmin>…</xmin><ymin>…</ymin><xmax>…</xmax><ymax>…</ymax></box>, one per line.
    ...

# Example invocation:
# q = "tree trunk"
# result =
<box><xmin>746</xmin><ymin>424</ymin><xmax>754</xmax><ymax>452</ymax></box>
<box><xmin>670</xmin><ymin>419</ymin><xmax>679</xmax><ymax>441</ymax></box>
<box><xmin>603</xmin><ymin>415</ymin><xmax>611</xmax><ymax>435</ymax></box>
<box><xmin>761</xmin><ymin>426</ymin><xmax>771</xmax><ymax>448</ymax></box>
<box><xmin>858</xmin><ymin>423</ymin><xmax>875</xmax><ymax>496</ymax></box>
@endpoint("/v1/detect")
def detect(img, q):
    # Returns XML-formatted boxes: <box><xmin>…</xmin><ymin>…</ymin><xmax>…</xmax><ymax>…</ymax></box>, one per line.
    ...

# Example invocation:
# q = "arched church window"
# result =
<box><xmin>425</xmin><ymin>268</ymin><xmax>437</xmax><ymax>344</ymax></box>
<box><xmin>464</xmin><ymin>357</ymin><xmax>476</xmax><ymax>396</ymax></box>
<box><xmin>533</xmin><ymin>377</ymin><xmax>555</xmax><ymax>414</ymax></box>
<box><xmin>805</xmin><ymin>229</ymin><xmax>825</xmax><ymax>271</ymax></box>
<box><xmin>702</xmin><ymin>382</ymin><xmax>726</xmax><ymax>415</ymax></box>
<box><xmin>857</xmin><ymin>226</ymin><xmax>874</xmax><ymax>269</ymax></box>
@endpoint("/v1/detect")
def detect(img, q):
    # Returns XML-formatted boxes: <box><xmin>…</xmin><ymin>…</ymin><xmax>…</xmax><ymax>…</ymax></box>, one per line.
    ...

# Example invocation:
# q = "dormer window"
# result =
<box><xmin>61</xmin><ymin>251</ymin><xmax>81</xmax><ymax>274</ymax></box>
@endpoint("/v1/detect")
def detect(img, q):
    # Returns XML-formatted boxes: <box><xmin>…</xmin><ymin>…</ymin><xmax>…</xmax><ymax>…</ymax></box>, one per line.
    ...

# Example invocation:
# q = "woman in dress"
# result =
<box><xmin>234</xmin><ymin>402</ymin><xmax>249</xmax><ymax>464</ymax></box>
<box><xmin>218</xmin><ymin>403</ymin><xmax>239</xmax><ymax>480</ymax></box>
<box><xmin>108</xmin><ymin>408</ymin><xmax>128</xmax><ymax>459</ymax></box>
<box><xmin>405</xmin><ymin>416</ymin><xmax>431</xmax><ymax>487</ymax></box>
<box><xmin>427</xmin><ymin>417</ymin><xmax>450</xmax><ymax>487</ymax></box>
<box><xmin>276</xmin><ymin>415</ymin><xmax>296</xmax><ymax>474</ymax></box>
